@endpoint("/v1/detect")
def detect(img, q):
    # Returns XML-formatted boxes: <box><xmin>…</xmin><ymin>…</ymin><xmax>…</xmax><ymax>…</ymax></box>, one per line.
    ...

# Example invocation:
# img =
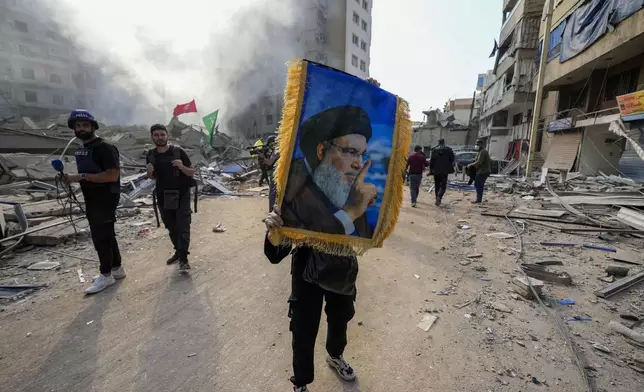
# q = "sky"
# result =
<box><xmin>371</xmin><ymin>0</ymin><xmax>502</xmax><ymax>120</ymax></box>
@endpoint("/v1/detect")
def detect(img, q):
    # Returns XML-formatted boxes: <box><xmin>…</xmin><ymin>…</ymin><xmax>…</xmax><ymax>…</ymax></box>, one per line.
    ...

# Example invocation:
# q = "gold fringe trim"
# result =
<box><xmin>269</xmin><ymin>60</ymin><xmax>412</xmax><ymax>256</ymax></box>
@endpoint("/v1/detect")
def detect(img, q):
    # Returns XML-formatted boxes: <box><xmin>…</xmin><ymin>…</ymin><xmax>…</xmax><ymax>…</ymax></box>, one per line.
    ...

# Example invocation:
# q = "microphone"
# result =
<box><xmin>51</xmin><ymin>159</ymin><xmax>65</xmax><ymax>173</ymax></box>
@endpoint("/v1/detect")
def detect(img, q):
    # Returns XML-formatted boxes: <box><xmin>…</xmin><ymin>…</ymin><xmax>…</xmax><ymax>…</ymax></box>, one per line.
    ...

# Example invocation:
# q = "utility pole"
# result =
<box><xmin>526</xmin><ymin>0</ymin><xmax>555</xmax><ymax>176</ymax></box>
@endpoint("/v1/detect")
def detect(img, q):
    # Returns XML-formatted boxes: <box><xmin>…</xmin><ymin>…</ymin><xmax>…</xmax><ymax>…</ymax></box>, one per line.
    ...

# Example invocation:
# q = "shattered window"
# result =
<box><xmin>361</xmin><ymin>40</ymin><xmax>367</xmax><ymax>51</ymax></box>
<box><xmin>351</xmin><ymin>55</ymin><xmax>358</xmax><ymax>67</ymax></box>
<box><xmin>266</xmin><ymin>114</ymin><xmax>273</xmax><ymax>126</ymax></box>
<box><xmin>360</xmin><ymin>60</ymin><xmax>366</xmax><ymax>71</ymax></box>
<box><xmin>49</xmin><ymin>73</ymin><xmax>62</xmax><ymax>84</ymax></box>
<box><xmin>21</xmin><ymin>68</ymin><xmax>35</xmax><ymax>80</ymax></box>
<box><xmin>13</xmin><ymin>20</ymin><xmax>28</xmax><ymax>33</ymax></box>
<box><xmin>353</xmin><ymin>12</ymin><xmax>359</xmax><ymax>24</ymax></box>
<box><xmin>24</xmin><ymin>91</ymin><xmax>37</xmax><ymax>103</ymax></box>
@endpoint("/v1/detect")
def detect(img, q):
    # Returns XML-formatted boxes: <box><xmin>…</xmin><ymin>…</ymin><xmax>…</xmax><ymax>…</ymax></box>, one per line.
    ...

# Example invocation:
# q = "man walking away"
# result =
<box><xmin>63</xmin><ymin>110</ymin><xmax>124</xmax><ymax>294</ymax></box>
<box><xmin>467</xmin><ymin>139</ymin><xmax>491</xmax><ymax>204</ymax></box>
<box><xmin>264</xmin><ymin>206</ymin><xmax>358</xmax><ymax>392</ymax></box>
<box><xmin>406</xmin><ymin>145</ymin><xmax>428</xmax><ymax>207</ymax></box>
<box><xmin>429</xmin><ymin>139</ymin><xmax>455</xmax><ymax>206</ymax></box>
<box><xmin>146</xmin><ymin>124</ymin><xmax>196</xmax><ymax>270</ymax></box>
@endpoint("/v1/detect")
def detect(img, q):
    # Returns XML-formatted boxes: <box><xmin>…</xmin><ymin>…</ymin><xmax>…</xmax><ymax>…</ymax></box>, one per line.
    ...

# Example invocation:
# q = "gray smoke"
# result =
<box><xmin>38</xmin><ymin>0</ymin><xmax>311</xmax><ymax>129</ymax></box>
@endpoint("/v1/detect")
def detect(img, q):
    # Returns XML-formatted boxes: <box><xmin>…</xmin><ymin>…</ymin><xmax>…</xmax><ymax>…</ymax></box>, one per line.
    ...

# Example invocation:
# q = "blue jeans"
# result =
<box><xmin>409</xmin><ymin>173</ymin><xmax>422</xmax><ymax>203</ymax></box>
<box><xmin>474</xmin><ymin>173</ymin><xmax>489</xmax><ymax>202</ymax></box>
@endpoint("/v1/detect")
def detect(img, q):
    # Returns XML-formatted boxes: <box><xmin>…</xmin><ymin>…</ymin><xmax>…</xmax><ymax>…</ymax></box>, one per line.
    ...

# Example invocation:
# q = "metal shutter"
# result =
<box><xmin>618</xmin><ymin>129</ymin><xmax>644</xmax><ymax>182</ymax></box>
<box><xmin>543</xmin><ymin>131</ymin><xmax>582</xmax><ymax>171</ymax></box>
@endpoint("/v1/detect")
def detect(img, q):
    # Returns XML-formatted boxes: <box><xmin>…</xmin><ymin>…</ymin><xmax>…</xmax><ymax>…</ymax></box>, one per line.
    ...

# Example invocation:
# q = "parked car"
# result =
<box><xmin>454</xmin><ymin>151</ymin><xmax>509</xmax><ymax>174</ymax></box>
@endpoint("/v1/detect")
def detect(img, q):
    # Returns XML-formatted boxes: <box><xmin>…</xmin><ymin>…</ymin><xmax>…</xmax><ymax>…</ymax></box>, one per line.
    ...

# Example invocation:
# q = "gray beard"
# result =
<box><xmin>312</xmin><ymin>160</ymin><xmax>354</xmax><ymax>209</ymax></box>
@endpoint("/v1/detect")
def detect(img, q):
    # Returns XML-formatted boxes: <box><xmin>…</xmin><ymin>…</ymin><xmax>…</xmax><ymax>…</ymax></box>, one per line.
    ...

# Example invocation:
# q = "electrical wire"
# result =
<box><xmin>504</xmin><ymin>209</ymin><xmax>597</xmax><ymax>392</ymax></box>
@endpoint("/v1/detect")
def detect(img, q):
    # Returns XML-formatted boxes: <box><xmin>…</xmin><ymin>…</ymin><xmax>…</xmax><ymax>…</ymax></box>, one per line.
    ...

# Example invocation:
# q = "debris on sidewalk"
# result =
<box><xmin>417</xmin><ymin>314</ymin><xmax>438</xmax><ymax>332</ymax></box>
<box><xmin>26</xmin><ymin>260</ymin><xmax>61</xmax><ymax>270</ymax></box>
<box><xmin>212</xmin><ymin>223</ymin><xmax>226</xmax><ymax>233</ymax></box>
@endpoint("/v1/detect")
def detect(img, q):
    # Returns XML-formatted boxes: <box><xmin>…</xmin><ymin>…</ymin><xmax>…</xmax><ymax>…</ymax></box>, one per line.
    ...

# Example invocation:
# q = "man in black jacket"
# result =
<box><xmin>264</xmin><ymin>206</ymin><xmax>357</xmax><ymax>392</ymax></box>
<box><xmin>429</xmin><ymin>139</ymin><xmax>455</xmax><ymax>206</ymax></box>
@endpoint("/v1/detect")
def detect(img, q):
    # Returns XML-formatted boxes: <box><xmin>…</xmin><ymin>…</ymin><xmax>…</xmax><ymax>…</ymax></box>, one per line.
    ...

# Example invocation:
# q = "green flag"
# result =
<box><xmin>203</xmin><ymin>110</ymin><xmax>219</xmax><ymax>144</ymax></box>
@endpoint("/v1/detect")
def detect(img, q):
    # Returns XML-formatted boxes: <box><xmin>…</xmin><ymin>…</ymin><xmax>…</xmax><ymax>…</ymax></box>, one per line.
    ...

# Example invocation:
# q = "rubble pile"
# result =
<box><xmin>423</xmin><ymin>169</ymin><xmax>644</xmax><ymax>386</ymax></box>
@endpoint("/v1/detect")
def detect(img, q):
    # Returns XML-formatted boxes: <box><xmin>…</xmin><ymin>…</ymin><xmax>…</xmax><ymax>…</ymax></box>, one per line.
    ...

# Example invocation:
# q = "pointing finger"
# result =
<box><xmin>356</xmin><ymin>160</ymin><xmax>371</xmax><ymax>183</ymax></box>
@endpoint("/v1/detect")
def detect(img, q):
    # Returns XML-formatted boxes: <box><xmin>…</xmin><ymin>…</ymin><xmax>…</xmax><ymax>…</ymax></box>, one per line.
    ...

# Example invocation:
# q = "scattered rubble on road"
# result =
<box><xmin>1</xmin><ymin>116</ymin><xmax>269</xmax><ymax>300</ymax></box>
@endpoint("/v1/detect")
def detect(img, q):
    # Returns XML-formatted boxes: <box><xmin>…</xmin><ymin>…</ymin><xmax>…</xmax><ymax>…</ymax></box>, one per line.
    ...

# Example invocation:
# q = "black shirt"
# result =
<box><xmin>74</xmin><ymin>137</ymin><xmax>120</xmax><ymax>202</ymax></box>
<box><xmin>146</xmin><ymin>146</ymin><xmax>193</xmax><ymax>196</ymax></box>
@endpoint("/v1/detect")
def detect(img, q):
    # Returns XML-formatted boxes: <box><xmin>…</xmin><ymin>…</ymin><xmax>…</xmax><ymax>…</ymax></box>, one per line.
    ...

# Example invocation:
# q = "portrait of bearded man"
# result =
<box><xmin>281</xmin><ymin>105</ymin><xmax>377</xmax><ymax>239</ymax></box>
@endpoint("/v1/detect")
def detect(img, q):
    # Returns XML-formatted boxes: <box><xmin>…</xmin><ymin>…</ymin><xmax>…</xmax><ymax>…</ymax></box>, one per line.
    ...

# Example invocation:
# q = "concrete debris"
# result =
<box><xmin>417</xmin><ymin>314</ymin><xmax>438</xmax><ymax>332</ymax></box>
<box><xmin>26</xmin><ymin>260</ymin><xmax>61</xmax><ymax>270</ymax></box>
<box><xmin>490</xmin><ymin>302</ymin><xmax>512</xmax><ymax>313</ymax></box>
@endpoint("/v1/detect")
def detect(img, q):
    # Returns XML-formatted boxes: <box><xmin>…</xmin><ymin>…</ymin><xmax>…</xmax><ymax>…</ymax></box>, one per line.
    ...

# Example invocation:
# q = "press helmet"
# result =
<box><xmin>67</xmin><ymin>109</ymin><xmax>99</xmax><ymax>130</ymax></box>
<box><xmin>266</xmin><ymin>135</ymin><xmax>277</xmax><ymax>145</ymax></box>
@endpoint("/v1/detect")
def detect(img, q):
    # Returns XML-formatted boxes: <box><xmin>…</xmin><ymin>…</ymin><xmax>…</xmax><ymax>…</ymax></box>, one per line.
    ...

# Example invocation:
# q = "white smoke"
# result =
<box><xmin>42</xmin><ymin>0</ymin><xmax>308</xmax><ymax>127</ymax></box>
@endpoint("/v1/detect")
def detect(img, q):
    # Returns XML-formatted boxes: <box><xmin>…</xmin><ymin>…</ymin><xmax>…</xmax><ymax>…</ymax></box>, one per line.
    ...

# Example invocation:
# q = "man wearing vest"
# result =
<box><xmin>63</xmin><ymin>109</ymin><xmax>125</xmax><ymax>294</ymax></box>
<box><xmin>146</xmin><ymin>124</ymin><xmax>196</xmax><ymax>270</ymax></box>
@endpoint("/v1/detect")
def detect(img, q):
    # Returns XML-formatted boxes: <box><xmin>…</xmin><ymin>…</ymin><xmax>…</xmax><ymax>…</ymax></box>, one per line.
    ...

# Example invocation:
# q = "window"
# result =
<box><xmin>352</xmin><ymin>34</ymin><xmax>359</xmax><ymax>46</ymax></box>
<box><xmin>512</xmin><ymin>113</ymin><xmax>522</xmax><ymax>126</ymax></box>
<box><xmin>547</xmin><ymin>21</ymin><xmax>566</xmax><ymax>62</ymax></box>
<box><xmin>21</xmin><ymin>68</ymin><xmax>35</xmax><ymax>80</ymax></box>
<box><xmin>353</xmin><ymin>12</ymin><xmax>359</xmax><ymax>24</ymax></box>
<box><xmin>0</xmin><ymin>85</ymin><xmax>13</xmax><ymax>100</ymax></box>
<box><xmin>49</xmin><ymin>73</ymin><xmax>62</xmax><ymax>84</ymax></box>
<box><xmin>351</xmin><ymin>55</ymin><xmax>358</xmax><ymax>67</ymax></box>
<box><xmin>604</xmin><ymin>68</ymin><xmax>640</xmax><ymax>101</ymax></box>
<box><xmin>53</xmin><ymin>94</ymin><xmax>64</xmax><ymax>105</ymax></box>
<box><xmin>265</xmin><ymin>114</ymin><xmax>273</xmax><ymax>126</ymax></box>
<box><xmin>1</xmin><ymin>66</ymin><xmax>12</xmax><ymax>78</ymax></box>
<box><xmin>24</xmin><ymin>91</ymin><xmax>37</xmax><ymax>103</ymax></box>
<box><xmin>360</xmin><ymin>60</ymin><xmax>366</xmax><ymax>72</ymax></box>
<box><xmin>363</xmin><ymin>0</ymin><xmax>368</xmax><ymax>10</ymax></box>
<box><xmin>13</xmin><ymin>20</ymin><xmax>28</xmax><ymax>33</ymax></box>
<box><xmin>18</xmin><ymin>45</ymin><xmax>36</xmax><ymax>57</ymax></box>
<box><xmin>316</xmin><ymin>31</ymin><xmax>327</xmax><ymax>44</ymax></box>
<box><xmin>316</xmin><ymin>9</ymin><xmax>326</xmax><ymax>25</ymax></box>
<box><xmin>526</xmin><ymin>109</ymin><xmax>533</xmax><ymax>122</ymax></box>
<box><xmin>360</xmin><ymin>40</ymin><xmax>367</xmax><ymax>51</ymax></box>
<box><xmin>362</xmin><ymin>20</ymin><xmax>368</xmax><ymax>31</ymax></box>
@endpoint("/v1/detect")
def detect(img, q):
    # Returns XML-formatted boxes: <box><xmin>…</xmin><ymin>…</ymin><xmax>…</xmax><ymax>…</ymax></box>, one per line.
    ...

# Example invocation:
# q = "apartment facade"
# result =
<box><xmin>239</xmin><ymin>0</ymin><xmax>373</xmax><ymax>140</ymax></box>
<box><xmin>534</xmin><ymin>0</ymin><xmax>644</xmax><ymax>180</ymax></box>
<box><xmin>479</xmin><ymin>0</ymin><xmax>545</xmax><ymax>160</ymax></box>
<box><xmin>0</xmin><ymin>0</ymin><xmax>101</xmax><ymax>121</ymax></box>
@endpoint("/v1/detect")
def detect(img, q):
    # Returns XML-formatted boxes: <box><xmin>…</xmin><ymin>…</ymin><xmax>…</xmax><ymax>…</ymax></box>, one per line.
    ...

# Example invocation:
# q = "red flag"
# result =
<box><xmin>173</xmin><ymin>99</ymin><xmax>197</xmax><ymax>117</ymax></box>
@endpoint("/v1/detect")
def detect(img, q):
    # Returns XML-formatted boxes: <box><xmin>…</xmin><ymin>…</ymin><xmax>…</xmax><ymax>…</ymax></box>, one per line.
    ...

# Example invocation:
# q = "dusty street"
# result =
<box><xmin>0</xmin><ymin>188</ymin><xmax>641</xmax><ymax>392</ymax></box>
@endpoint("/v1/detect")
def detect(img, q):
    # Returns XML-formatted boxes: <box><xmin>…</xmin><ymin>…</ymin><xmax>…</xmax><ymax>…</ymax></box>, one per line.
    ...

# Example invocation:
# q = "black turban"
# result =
<box><xmin>299</xmin><ymin>105</ymin><xmax>372</xmax><ymax>169</ymax></box>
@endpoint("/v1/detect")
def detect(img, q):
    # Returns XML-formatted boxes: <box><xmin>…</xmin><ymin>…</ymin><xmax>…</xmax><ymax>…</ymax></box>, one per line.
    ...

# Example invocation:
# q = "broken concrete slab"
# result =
<box><xmin>417</xmin><ymin>314</ymin><xmax>438</xmax><ymax>332</ymax></box>
<box><xmin>512</xmin><ymin>276</ymin><xmax>544</xmax><ymax>299</ymax></box>
<box><xmin>27</xmin><ymin>261</ymin><xmax>61</xmax><ymax>270</ymax></box>
<box><xmin>23</xmin><ymin>218</ymin><xmax>89</xmax><ymax>246</ymax></box>
<box><xmin>609</xmin><ymin>249</ymin><xmax>642</xmax><ymax>265</ymax></box>
<box><xmin>491</xmin><ymin>302</ymin><xmax>512</xmax><ymax>313</ymax></box>
<box><xmin>514</xmin><ymin>207</ymin><xmax>566</xmax><ymax>218</ymax></box>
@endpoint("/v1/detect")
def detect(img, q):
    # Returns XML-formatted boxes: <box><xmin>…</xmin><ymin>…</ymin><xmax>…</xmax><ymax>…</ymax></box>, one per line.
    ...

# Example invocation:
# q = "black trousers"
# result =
<box><xmin>160</xmin><ymin>192</ymin><xmax>192</xmax><ymax>261</ymax></box>
<box><xmin>408</xmin><ymin>173</ymin><xmax>422</xmax><ymax>204</ymax></box>
<box><xmin>86</xmin><ymin>194</ymin><xmax>122</xmax><ymax>274</ymax></box>
<box><xmin>433</xmin><ymin>174</ymin><xmax>448</xmax><ymax>200</ymax></box>
<box><xmin>289</xmin><ymin>265</ymin><xmax>355</xmax><ymax>386</ymax></box>
<box><xmin>259</xmin><ymin>165</ymin><xmax>269</xmax><ymax>186</ymax></box>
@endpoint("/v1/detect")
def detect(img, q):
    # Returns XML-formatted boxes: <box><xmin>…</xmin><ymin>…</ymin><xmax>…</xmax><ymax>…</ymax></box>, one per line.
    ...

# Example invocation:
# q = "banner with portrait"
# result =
<box><xmin>269</xmin><ymin>59</ymin><xmax>411</xmax><ymax>256</ymax></box>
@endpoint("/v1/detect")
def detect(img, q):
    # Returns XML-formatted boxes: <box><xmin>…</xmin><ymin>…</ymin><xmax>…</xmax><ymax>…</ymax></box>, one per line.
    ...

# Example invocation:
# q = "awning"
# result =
<box><xmin>543</xmin><ymin>131</ymin><xmax>582</xmax><ymax>171</ymax></box>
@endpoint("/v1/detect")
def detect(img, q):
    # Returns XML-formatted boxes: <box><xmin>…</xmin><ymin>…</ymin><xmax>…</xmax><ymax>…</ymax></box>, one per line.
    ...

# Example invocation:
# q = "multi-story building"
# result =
<box><xmin>533</xmin><ymin>0</ymin><xmax>644</xmax><ymax>179</ymax></box>
<box><xmin>479</xmin><ymin>0</ymin><xmax>545</xmax><ymax>160</ymax></box>
<box><xmin>237</xmin><ymin>0</ymin><xmax>374</xmax><ymax>140</ymax></box>
<box><xmin>0</xmin><ymin>0</ymin><xmax>100</xmax><ymax>121</ymax></box>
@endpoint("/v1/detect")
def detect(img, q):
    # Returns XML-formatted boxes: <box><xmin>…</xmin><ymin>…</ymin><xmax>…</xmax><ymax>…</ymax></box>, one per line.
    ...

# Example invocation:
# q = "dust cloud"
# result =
<box><xmin>39</xmin><ymin>0</ymin><xmax>310</xmax><ymax>129</ymax></box>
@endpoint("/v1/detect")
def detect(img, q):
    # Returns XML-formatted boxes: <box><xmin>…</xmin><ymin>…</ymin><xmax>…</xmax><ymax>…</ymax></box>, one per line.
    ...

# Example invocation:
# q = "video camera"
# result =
<box><xmin>246</xmin><ymin>144</ymin><xmax>273</xmax><ymax>157</ymax></box>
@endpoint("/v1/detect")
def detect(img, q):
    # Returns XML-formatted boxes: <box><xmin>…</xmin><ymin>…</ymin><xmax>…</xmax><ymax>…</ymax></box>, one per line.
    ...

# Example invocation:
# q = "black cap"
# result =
<box><xmin>299</xmin><ymin>105</ymin><xmax>372</xmax><ymax>169</ymax></box>
<box><xmin>438</xmin><ymin>138</ymin><xmax>445</xmax><ymax>145</ymax></box>
<box><xmin>475</xmin><ymin>138</ymin><xmax>484</xmax><ymax>145</ymax></box>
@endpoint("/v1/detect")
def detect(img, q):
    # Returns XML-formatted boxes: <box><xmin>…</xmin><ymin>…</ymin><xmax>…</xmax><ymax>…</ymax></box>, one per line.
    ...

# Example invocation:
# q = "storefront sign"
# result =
<box><xmin>617</xmin><ymin>90</ymin><xmax>644</xmax><ymax>121</ymax></box>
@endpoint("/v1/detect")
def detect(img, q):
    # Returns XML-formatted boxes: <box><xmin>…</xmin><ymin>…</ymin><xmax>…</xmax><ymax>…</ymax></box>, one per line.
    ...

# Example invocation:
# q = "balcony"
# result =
<box><xmin>482</xmin><ymin>85</ymin><xmax>535</xmax><ymax>119</ymax></box>
<box><xmin>504</xmin><ymin>0</ymin><xmax>519</xmax><ymax>12</ymax></box>
<box><xmin>500</xmin><ymin>0</ymin><xmax>545</xmax><ymax>48</ymax></box>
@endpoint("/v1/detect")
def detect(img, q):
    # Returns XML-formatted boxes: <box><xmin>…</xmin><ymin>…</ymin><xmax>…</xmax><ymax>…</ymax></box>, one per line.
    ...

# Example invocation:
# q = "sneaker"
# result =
<box><xmin>179</xmin><ymin>261</ymin><xmax>191</xmax><ymax>271</ymax></box>
<box><xmin>293</xmin><ymin>386</ymin><xmax>308</xmax><ymax>392</ymax></box>
<box><xmin>471</xmin><ymin>200</ymin><xmax>482</xmax><ymax>204</ymax></box>
<box><xmin>435</xmin><ymin>198</ymin><xmax>441</xmax><ymax>206</ymax></box>
<box><xmin>166</xmin><ymin>253</ymin><xmax>180</xmax><ymax>265</ymax></box>
<box><xmin>326</xmin><ymin>355</ymin><xmax>356</xmax><ymax>381</ymax></box>
<box><xmin>85</xmin><ymin>274</ymin><xmax>115</xmax><ymax>294</ymax></box>
<box><xmin>92</xmin><ymin>267</ymin><xmax>126</xmax><ymax>282</ymax></box>
<box><xmin>411</xmin><ymin>202</ymin><xmax>417</xmax><ymax>208</ymax></box>
<box><xmin>111</xmin><ymin>266</ymin><xmax>126</xmax><ymax>280</ymax></box>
